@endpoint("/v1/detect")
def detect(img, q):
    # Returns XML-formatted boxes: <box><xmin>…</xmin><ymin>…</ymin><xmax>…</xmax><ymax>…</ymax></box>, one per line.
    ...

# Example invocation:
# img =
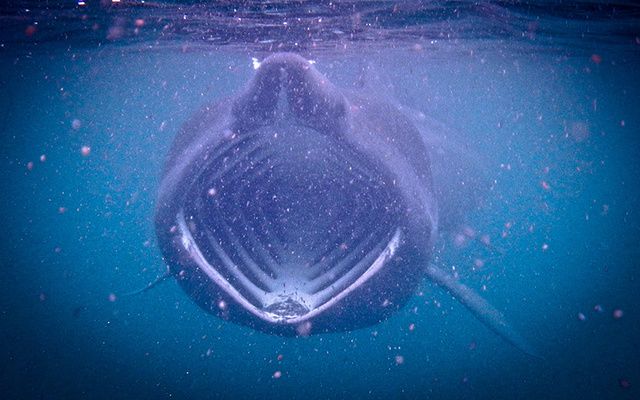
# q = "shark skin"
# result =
<box><xmin>154</xmin><ymin>53</ymin><xmax>537</xmax><ymax>356</ymax></box>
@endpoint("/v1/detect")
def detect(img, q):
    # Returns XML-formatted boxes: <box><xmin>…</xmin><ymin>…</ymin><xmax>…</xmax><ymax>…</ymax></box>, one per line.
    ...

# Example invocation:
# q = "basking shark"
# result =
<box><xmin>154</xmin><ymin>53</ymin><xmax>536</xmax><ymax>355</ymax></box>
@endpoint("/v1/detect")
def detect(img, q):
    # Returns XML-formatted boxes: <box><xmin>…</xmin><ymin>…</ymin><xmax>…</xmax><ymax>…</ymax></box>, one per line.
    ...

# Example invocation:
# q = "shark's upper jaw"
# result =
<box><xmin>175</xmin><ymin>121</ymin><xmax>404</xmax><ymax>324</ymax></box>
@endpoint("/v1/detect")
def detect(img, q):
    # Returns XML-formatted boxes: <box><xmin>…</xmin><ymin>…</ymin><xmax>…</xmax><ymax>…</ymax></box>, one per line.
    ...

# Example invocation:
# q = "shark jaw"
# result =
<box><xmin>172</xmin><ymin>121</ymin><xmax>406</xmax><ymax>325</ymax></box>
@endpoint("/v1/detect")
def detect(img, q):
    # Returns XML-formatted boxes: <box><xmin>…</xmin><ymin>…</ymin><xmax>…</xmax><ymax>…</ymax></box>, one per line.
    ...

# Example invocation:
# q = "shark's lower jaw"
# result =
<box><xmin>175</xmin><ymin>122</ymin><xmax>404</xmax><ymax>324</ymax></box>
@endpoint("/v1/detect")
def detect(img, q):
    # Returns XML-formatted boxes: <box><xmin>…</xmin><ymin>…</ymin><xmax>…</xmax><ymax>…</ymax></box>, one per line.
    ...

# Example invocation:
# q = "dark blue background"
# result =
<box><xmin>1</xmin><ymin>22</ymin><xmax>639</xmax><ymax>400</ymax></box>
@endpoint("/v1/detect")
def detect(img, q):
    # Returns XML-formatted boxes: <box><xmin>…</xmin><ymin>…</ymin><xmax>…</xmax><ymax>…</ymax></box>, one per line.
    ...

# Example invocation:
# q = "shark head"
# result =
<box><xmin>155</xmin><ymin>53</ymin><xmax>437</xmax><ymax>334</ymax></box>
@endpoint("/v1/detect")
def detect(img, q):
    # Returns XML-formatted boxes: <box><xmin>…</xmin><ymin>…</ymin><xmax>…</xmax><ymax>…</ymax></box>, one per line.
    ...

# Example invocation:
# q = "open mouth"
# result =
<box><xmin>175</xmin><ymin>121</ymin><xmax>404</xmax><ymax>324</ymax></box>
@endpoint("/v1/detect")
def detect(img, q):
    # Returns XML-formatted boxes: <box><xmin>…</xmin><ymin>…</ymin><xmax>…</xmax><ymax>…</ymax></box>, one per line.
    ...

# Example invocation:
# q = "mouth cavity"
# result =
<box><xmin>177</xmin><ymin>122</ymin><xmax>403</xmax><ymax>324</ymax></box>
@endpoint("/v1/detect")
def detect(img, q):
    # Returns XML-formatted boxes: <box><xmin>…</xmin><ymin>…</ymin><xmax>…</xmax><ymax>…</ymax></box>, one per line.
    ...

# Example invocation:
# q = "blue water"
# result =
<box><xmin>1</xmin><ymin>2</ymin><xmax>639</xmax><ymax>399</ymax></box>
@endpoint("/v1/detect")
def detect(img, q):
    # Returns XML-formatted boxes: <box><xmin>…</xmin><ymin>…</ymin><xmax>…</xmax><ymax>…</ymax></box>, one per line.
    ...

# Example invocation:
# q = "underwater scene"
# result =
<box><xmin>1</xmin><ymin>1</ymin><xmax>639</xmax><ymax>399</ymax></box>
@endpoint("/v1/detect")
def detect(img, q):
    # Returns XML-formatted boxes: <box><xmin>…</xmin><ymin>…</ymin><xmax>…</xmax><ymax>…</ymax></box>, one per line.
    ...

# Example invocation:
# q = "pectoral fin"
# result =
<box><xmin>426</xmin><ymin>264</ymin><xmax>541</xmax><ymax>358</ymax></box>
